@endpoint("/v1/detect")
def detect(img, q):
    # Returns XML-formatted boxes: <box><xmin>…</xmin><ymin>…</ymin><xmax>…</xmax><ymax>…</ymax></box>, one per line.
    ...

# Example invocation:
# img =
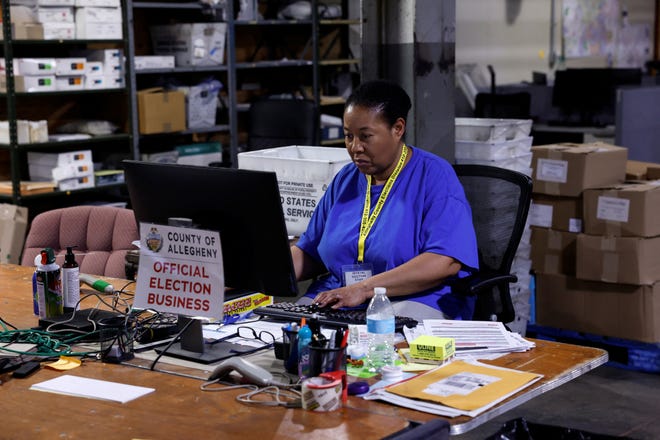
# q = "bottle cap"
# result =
<box><xmin>64</xmin><ymin>246</ymin><xmax>77</xmax><ymax>264</ymax></box>
<box><xmin>380</xmin><ymin>365</ymin><xmax>403</xmax><ymax>381</ymax></box>
<box><xmin>40</xmin><ymin>248</ymin><xmax>56</xmax><ymax>265</ymax></box>
<box><xmin>374</xmin><ymin>287</ymin><xmax>387</xmax><ymax>295</ymax></box>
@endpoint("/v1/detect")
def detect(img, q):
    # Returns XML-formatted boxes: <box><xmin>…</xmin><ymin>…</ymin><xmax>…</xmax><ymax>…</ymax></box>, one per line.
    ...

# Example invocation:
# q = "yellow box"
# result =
<box><xmin>409</xmin><ymin>335</ymin><xmax>455</xmax><ymax>361</ymax></box>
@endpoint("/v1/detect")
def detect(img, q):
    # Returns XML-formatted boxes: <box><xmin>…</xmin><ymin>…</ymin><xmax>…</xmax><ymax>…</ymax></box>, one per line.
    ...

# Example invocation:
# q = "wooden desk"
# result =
<box><xmin>0</xmin><ymin>264</ymin><xmax>607</xmax><ymax>438</ymax></box>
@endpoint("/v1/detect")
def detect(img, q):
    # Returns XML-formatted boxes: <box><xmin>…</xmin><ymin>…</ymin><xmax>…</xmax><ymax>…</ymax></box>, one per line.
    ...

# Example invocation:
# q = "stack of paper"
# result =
<box><xmin>363</xmin><ymin>359</ymin><xmax>542</xmax><ymax>418</ymax></box>
<box><xmin>404</xmin><ymin>320</ymin><xmax>535</xmax><ymax>358</ymax></box>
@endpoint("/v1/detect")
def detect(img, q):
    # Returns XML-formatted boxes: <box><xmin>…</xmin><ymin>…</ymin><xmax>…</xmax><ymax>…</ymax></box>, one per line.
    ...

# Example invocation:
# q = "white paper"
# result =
<box><xmin>30</xmin><ymin>375</ymin><xmax>155</xmax><ymax>403</ymax></box>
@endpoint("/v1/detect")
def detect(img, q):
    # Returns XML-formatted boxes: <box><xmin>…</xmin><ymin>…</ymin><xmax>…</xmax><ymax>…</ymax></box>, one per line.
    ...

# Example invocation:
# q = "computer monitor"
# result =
<box><xmin>552</xmin><ymin>68</ymin><xmax>642</xmax><ymax>127</ymax></box>
<box><xmin>123</xmin><ymin>160</ymin><xmax>299</xmax><ymax>299</ymax></box>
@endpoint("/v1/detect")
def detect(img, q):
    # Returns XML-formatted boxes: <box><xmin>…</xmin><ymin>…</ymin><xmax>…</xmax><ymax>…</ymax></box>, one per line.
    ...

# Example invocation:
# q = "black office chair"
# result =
<box><xmin>449</xmin><ymin>164</ymin><xmax>533</xmax><ymax>323</ymax></box>
<box><xmin>247</xmin><ymin>98</ymin><xmax>318</xmax><ymax>150</ymax></box>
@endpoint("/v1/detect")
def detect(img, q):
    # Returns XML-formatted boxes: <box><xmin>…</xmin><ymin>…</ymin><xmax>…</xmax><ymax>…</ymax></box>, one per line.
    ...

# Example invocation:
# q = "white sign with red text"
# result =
<box><xmin>134</xmin><ymin>223</ymin><xmax>224</xmax><ymax>319</ymax></box>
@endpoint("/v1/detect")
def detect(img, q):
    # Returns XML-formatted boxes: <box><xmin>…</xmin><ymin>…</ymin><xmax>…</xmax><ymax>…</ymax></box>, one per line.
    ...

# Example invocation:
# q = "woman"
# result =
<box><xmin>291</xmin><ymin>80</ymin><xmax>478</xmax><ymax>320</ymax></box>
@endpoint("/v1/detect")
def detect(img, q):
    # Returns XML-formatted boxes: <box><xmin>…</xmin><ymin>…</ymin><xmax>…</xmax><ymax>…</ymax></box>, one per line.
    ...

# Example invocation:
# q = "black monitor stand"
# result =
<box><xmin>154</xmin><ymin>315</ymin><xmax>254</xmax><ymax>364</ymax></box>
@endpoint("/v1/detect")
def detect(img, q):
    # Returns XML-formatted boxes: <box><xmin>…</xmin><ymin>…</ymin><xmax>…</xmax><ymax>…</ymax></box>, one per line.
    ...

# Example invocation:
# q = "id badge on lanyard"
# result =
<box><xmin>342</xmin><ymin>263</ymin><xmax>373</xmax><ymax>286</ymax></box>
<box><xmin>342</xmin><ymin>145</ymin><xmax>407</xmax><ymax>287</ymax></box>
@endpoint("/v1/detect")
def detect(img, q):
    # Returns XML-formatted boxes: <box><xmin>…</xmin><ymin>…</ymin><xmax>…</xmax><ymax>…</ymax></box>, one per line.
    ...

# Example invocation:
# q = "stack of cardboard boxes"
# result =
<box><xmin>27</xmin><ymin>149</ymin><xmax>94</xmax><ymax>191</ymax></box>
<box><xmin>531</xmin><ymin>142</ymin><xmax>660</xmax><ymax>344</ymax></box>
<box><xmin>6</xmin><ymin>0</ymin><xmax>122</xmax><ymax>40</ymax></box>
<box><xmin>1</xmin><ymin>50</ymin><xmax>123</xmax><ymax>92</ymax></box>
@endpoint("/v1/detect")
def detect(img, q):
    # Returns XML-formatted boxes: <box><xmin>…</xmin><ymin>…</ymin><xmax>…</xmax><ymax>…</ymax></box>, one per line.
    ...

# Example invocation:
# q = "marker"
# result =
<box><xmin>79</xmin><ymin>273</ymin><xmax>114</xmax><ymax>294</ymax></box>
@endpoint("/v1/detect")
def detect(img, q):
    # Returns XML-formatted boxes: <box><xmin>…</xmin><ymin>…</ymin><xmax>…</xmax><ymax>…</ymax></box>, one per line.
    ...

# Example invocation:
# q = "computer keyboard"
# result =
<box><xmin>253</xmin><ymin>302</ymin><xmax>418</xmax><ymax>331</ymax></box>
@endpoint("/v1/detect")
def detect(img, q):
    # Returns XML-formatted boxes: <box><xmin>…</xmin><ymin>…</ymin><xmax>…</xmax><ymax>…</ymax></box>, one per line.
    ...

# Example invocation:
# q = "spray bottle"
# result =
<box><xmin>35</xmin><ymin>247</ymin><xmax>63</xmax><ymax>318</ymax></box>
<box><xmin>62</xmin><ymin>246</ymin><xmax>80</xmax><ymax>311</ymax></box>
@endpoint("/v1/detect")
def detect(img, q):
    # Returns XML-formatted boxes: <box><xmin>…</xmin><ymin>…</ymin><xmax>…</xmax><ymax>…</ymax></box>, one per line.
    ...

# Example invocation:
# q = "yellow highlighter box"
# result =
<box><xmin>409</xmin><ymin>335</ymin><xmax>455</xmax><ymax>361</ymax></box>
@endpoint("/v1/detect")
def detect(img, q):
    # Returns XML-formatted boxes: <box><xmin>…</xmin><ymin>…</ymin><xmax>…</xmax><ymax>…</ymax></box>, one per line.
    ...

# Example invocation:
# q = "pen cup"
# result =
<box><xmin>308</xmin><ymin>341</ymin><xmax>347</xmax><ymax>378</ymax></box>
<box><xmin>98</xmin><ymin>316</ymin><xmax>135</xmax><ymax>363</ymax></box>
<box><xmin>282</xmin><ymin>327</ymin><xmax>299</xmax><ymax>375</ymax></box>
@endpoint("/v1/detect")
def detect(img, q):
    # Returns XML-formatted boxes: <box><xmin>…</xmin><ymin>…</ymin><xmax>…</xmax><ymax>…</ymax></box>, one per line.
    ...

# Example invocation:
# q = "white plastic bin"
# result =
<box><xmin>238</xmin><ymin>146</ymin><xmax>351</xmax><ymax>236</ymax></box>
<box><xmin>455</xmin><ymin>136</ymin><xmax>533</xmax><ymax>161</ymax></box>
<box><xmin>455</xmin><ymin>117</ymin><xmax>533</xmax><ymax>142</ymax></box>
<box><xmin>455</xmin><ymin>152</ymin><xmax>532</xmax><ymax>176</ymax></box>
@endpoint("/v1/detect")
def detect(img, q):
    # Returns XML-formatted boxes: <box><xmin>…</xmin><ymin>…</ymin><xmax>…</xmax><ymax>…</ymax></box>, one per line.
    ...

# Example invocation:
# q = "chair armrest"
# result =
<box><xmin>449</xmin><ymin>272</ymin><xmax>518</xmax><ymax>296</ymax></box>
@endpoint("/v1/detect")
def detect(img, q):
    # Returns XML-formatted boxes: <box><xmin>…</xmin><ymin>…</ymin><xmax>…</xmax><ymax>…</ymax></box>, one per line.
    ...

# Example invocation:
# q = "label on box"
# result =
<box><xmin>37</xmin><ymin>7</ymin><xmax>74</xmax><ymax>22</ymax></box>
<box><xmin>537</xmin><ymin>158</ymin><xmax>568</xmax><ymax>183</ymax></box>
<box><xmin>529</xmin><ymin>203</ymin><xmax>552</xmax><ymax>228</ymax></box>
<box><xmin>222</xmin><ymin>292</ymin><xmax>273</xmax><ymax>325</ymax></box>
<box><xmin>409</xmin><ymin>335</ymin><xmax>455</xmax><ymax>361</ymax></box>
<box><xmin>279</xmin><ymin>180</ymin><xmax>326</xmax><ymax>233</ymax></box>
<box><xmin>43</xmin><ymin>22</ymin><xmax>75</xmax><ymax>40</ymax></box>
<box><xmin>596</xmin><ymin>196</ymin><xmax>630</xmax><ymax>222</ymax></box>
<box><xmin>568</xmin><ymin>218</ymin><xmax>582</xmax><ymax>233</ymax></box>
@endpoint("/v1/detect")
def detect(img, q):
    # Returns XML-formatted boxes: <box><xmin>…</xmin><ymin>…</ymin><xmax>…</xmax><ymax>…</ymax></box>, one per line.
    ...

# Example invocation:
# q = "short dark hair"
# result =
<box><xmin>345</xmin><ymin>79</ymin><xmax>412</xmax><ymax>127</ymax></box>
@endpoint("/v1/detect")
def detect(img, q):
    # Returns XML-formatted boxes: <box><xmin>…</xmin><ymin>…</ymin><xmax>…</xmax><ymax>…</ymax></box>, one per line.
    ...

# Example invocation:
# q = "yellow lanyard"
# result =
<box><xmin>357</xmin><ymin>144</ymin><xmax>408</xmax><ymax>263</ymax></box>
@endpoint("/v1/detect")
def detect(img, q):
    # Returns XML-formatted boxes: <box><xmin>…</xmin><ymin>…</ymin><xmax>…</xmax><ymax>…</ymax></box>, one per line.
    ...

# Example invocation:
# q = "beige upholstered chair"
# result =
<box><xmin>21</xmin><ymin>205</ymin><xmax>139</xmax><ymax>278</ymax></box>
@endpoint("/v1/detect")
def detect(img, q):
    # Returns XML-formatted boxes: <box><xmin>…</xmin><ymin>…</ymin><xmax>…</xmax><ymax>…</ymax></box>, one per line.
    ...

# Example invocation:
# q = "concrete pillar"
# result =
<box><xmin>362</xmin><ymin>0</ymin><xmax>455</xmax><ymax>161</ymax></box>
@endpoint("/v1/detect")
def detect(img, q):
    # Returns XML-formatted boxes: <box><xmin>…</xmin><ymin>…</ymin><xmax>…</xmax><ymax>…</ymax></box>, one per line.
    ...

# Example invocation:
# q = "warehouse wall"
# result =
<box><xmin>456</xmin><ymin>0</ymin><xmax>656</xmax><ymax>85</ymax></box>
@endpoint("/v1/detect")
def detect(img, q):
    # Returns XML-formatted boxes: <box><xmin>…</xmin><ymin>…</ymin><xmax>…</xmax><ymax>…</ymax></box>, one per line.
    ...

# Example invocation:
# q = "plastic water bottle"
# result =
<box><xmin>366</xmin><ymin>287</ymin><xmax>395</xmax><ymax>373</ymax></box>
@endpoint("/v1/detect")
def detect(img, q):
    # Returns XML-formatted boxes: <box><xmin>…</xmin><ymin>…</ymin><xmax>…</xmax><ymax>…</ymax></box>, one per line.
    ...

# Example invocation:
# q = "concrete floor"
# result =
<box><xmin>453</xmin><ymin>365</ymin><xmax>660</xmax><ymax>439</ymax></box>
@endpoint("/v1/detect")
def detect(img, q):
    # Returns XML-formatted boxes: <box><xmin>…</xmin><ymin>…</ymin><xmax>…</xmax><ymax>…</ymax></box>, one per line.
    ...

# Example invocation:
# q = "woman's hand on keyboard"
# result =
<box><xmin>313</xmin><ymin>284</ymin><xmax>373</xmax><ymax>309</ymax></box>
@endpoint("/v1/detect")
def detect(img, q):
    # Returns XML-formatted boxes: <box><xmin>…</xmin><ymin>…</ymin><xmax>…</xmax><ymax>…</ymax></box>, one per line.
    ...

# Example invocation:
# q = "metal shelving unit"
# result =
<box><xmin>0</xmin><ymin>0</ymin><xmax>135</xmax><ymax>206</ymax></box>
<box><xmin>126</xmin><ymin>0</ymin><xmax>361</xmax><ymax>165</ymax></box>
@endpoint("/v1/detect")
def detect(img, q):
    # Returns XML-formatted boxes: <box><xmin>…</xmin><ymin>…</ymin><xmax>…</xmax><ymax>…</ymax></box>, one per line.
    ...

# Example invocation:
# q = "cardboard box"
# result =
<box><xmin>409</xmin><ymin>335</ymin><xmax>455</xmax><ymax>361</ymax></box>
<box><xmin>84</xmin><ymin>76</ymin><xmax>105</xmax><ymax>89</ymax></box>
<box><xmin>151</xmin><ymin>23</ymin><xmax>227</xmax><ymax>66</ymax></box>
<box><xmin>28</xmin><ymin>120</ymin><xmax>48</xmax><ymax>143</ymax></box>
<box><xmin>648</xmin><ymin>165</ymin><xmax>660</xmax><ymax>180</ymax></box>
<box><xmin>176</xmin><ymin>142</ymin><xmax>222</xmax><ymax>166</ymax></box>
<box><xmin>42</xmin><ymin>21</ymin><xmax>75</xmax><ymax>39</ymax></box>
<box><xmin>75</xmin><ymin>6</ymin><xmax>122</xmax><ymax>23</ymax></box>
<box><xmin>531</xmin><ymin>142</ymin><xmax>627</xmax><ymax>197</ymax></box>
<box><xmin>0</xmin><ymin>204</ymin><xmax>28</xmax><ymax>264</ymax></box>
<box><xmin>54</xmin><ymin>57</ymin><xmax>86</xmax><ymax>75</ymax></box>
<box><xmin>0</xmin><ymin>23</ymin><xmax>44</xmax><ymax>40</ymax></box>
<box><xmin>576</xmin><ymin>234</ymin><xmax>660</xmax><ymax>285</ymax></box>
<box><xmin>2</xmin><ymin>75</ymin><xmax>56</xmax><ymax>93</ymax></box>
<box><xmin>102</xmin><ymin>74</ymin><xmax>124</xmax><ymax>89</ymax></box>
<box><xmin>75</xmin><ymin>0</ymin><xmax>120</xmax><ymax>6</ymax></box>
<box><xmin>531</xmin><ymin>226</ymin><xmax>578</xmax><ymax>275</ymax></box>
<box><xmin>0</xmin><ymin>120</ymin><xmax>31</xmax><ymax>144</ymax></box>
<box><xmin>57</xmin><ymin>174</ymin><xmax>95</xmax><ymax>190</ymax></box>
<box><xmin>36</xmin><ymin>6</ymin><xmax>74</xmax><ymax>22</ymax></box>
<box><xmin>28</xmin><ymin>150</ymin><xmax>92</xmax><ymax>167</ymax></box>
<box><xmin>626</xmin><ymin>160</ymin><xmax>655</xmax><ymax>180</ymax></box>
<box><xmin>14</xmin><ymin>58</ymin><xmax>56</xmax><ymax>75</ymax></box>
<box><xmin>529</xmin><ymin>195</ymin><xmax>583</xmax><ymax>232</ymax></box>
<box><xmin>134</xmin><ymin>55</ymin><xmax>175</xmax><ymax>71</ymax></box>
<box><xmin>86</xmin><ymin>61</ymin><xmax>103</xmax><ymax>77</ymax></box>
<box><xmin>76</xmin><ymin>20</ymin><xmax>122</xmax><ymax>39</ymax></box>
<box><xmin>238</xmin><ymin>146</ymin><xmax>351</xmax><ymax>236</ymax></box>
<box><xmin>535</xmin><ymin>273</ymin><xmax>660</xmax><ymax>343</ymax></box>
<box><xmin>137</xmin><ymin>88</ymin><xmax>186</xmax><ymax>134</ymax></box>
<box><xmin>10</xmin><ymin>0</ymin><xmax>74</xmax><ymax>5</ymax></box>
<box><xmin>29</xmin><ymin>160</ymin><xmax>93</xmax><ymax>181</ymax></box>
<box><xmin>583</xmin><ymin>182</ymin><xmax>660</xmax><ymax>237</ymax></box>
<box><xmin>55</xmin><ymin>75</ymin><xmax>84</xmax><ymax>91</ymax></box>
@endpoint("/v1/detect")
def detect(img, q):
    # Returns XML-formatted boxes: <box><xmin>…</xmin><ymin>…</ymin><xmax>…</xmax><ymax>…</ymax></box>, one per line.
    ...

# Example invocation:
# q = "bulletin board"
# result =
<box><xmin>561</xmin><ymin>0</ymin><xmax>652</xmax><ymax>68</ymax></box>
